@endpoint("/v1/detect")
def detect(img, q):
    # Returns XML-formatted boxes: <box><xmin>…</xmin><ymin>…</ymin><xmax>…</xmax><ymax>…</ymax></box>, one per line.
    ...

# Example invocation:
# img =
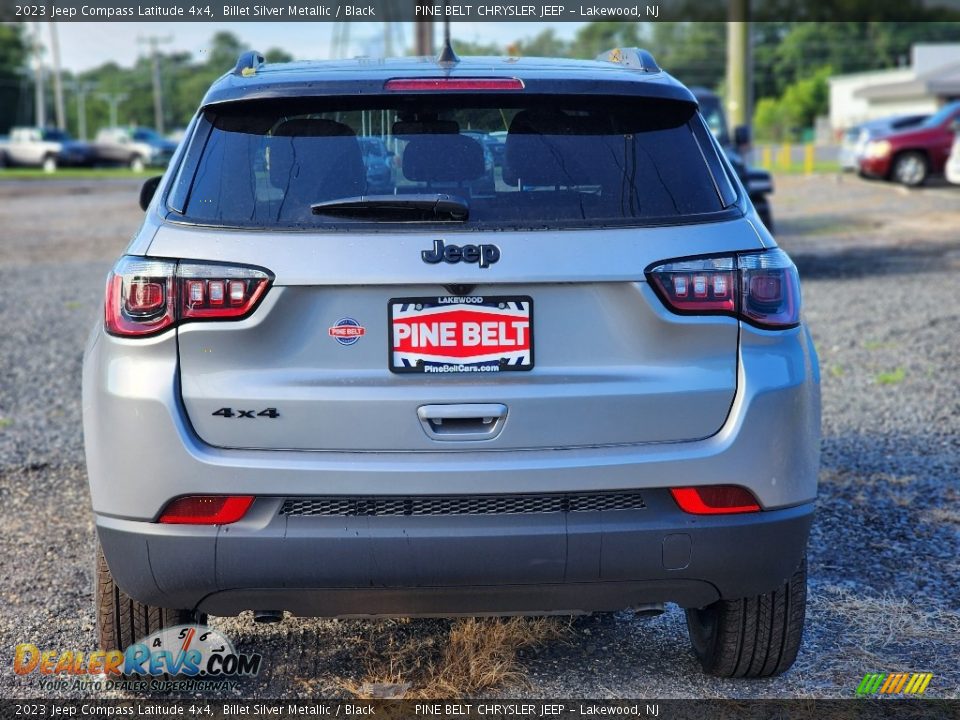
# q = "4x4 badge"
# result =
<box><xmin>422</xmin><ymin>239</ymin><xmax>500</xmax><ymax>269</ymax></box>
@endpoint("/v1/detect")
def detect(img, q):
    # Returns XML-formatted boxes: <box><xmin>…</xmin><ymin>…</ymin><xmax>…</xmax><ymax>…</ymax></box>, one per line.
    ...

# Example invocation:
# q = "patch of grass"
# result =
<box><xmin>64</xmin><ymin>301</ymin><xmax>83</xmax><ymax>310</ymax></box>
<box><xmin>0</xmin><ymin>418</ymin><xmax>11</xmax><ymax>429</ymax></box>
<box><xmin>876</xmin><ymin>367</ymin><xmax>906</xmax><ymax>385</ymax></box>
<box><xmin>0</xmin><ymin>168</ymin><xmax>150</xmax><ymax>180</ymax></box>
<box><xmin>820</xmin><ymin>469</ymin><xmax>923</xmax><ymax>508</ymax></box>
<box><xmin>927</xmin><ymin>507</ymin><xmax>960</xmax><ymax>526</ymax></box>
<box><xmin>821</xmin><ymin>468</ymin><xmax>916</xmax><ymax>488</ymax></box>
<box><xmin>829</xmin><ymin>365</ymin><xmax>845</xmax><ymax>378</ymax></box>
<box><xmin>770</xmin><ymin>162</ymin><xmax>842</xmax><ymax>175</ymax></box>
<box><xmin>340</xmin><ymin>617</ymin><xmax>569</xmax><ymax>698</ymax></box>
<box><xmin>864</xmin><ymin>340</ymin><xmax>896</xmax><ymax>351</ymax></box>
<box><xmin>827</xmin><ymin>590</ymin><xmax>960</xmax><ymax>649</ymax></box>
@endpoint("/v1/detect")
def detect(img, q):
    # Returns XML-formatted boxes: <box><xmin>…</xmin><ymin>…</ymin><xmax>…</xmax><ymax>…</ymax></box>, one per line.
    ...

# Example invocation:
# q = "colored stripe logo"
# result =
<box><xmin>856</xmin><ymin>672</ymin><xmax>933</xmax><ymax>695</ymax></box>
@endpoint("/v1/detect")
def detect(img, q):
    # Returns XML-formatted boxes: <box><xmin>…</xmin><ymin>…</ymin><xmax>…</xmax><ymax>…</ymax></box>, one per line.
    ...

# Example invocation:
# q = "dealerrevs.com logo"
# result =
<box><xmin>14</xmin><ymin>625</ymin><xmax>261</xmax><ymax>691</ymax></box>
<box><xmin>856</xmin><ymin>672</ymin><xmax>934</xmax><ymax>696</ymax></box>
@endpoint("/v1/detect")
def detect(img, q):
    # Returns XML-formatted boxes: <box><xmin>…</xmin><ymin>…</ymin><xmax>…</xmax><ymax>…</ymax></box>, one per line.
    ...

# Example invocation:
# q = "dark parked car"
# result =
<box><xmin>691</xmin><ymin>87</ymin><xmax>774</xmax><ymax>231</ymax></box>
<box><xmin>859</xmin><ymin>101</ymin><xmax>960</xmax><ymax>186</ymax></box>
<box><xmin>359</xmin><ymin>136</ymin><xmax>394</xmax><ymax>193</ymax></box>
<box><xmin>488</xmin><ymin>130</ymin><xmax>507</xmax><ymax>167</ymax></box>
<box><xmin>461</xmin><ymin>131</ymin><xmax>497</xmax><ymax>192</ymax></box>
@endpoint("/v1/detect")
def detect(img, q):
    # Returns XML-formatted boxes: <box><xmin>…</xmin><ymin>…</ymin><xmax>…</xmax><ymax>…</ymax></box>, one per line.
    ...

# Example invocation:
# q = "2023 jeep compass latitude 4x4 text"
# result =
<box><xmin>83</xmin><ymin>47</ymin><xmax>820</xmax><ymax>678</ymax></box>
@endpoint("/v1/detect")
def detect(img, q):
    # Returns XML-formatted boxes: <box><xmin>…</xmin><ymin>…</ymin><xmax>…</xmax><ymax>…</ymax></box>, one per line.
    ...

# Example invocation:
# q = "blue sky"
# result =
<box><xmin>51</xmin><ymin>21</ymin><xmax>586</xmax><ymax>71</ymax></box>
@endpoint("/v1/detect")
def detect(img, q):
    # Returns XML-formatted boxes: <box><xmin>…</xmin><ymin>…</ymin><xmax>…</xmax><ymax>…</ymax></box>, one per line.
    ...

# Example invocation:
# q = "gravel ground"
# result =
<box><xmin>1</xmin><ymin>175</ymin><xmax>958</xmax><ymax>699</ymax></box>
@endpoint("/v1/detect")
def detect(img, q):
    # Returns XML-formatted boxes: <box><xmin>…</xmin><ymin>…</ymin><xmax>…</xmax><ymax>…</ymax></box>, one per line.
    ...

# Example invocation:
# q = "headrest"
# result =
<box><xmin>272</xmin><ymin>118</ymin><xmax>356</xmax><ymax>138</ymax></box>
<box><xmin>402</xmin><ymin>134</ymin><xmax>485</xmax><ymax>183</ymax></box>
<box><xmin>503</xmin><ymin>110</ymin><xmax>613</xmax><ymax>187</ymax></box>
<box><xmin>267</xmin><ymin>119</ymin><xmax>365</xmax><ymax>218</ymax></box>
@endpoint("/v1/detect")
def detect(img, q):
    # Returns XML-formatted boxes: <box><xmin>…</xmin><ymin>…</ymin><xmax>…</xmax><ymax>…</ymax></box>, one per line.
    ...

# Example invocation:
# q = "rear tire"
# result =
<box><xmin>95</xmin><ymin>538</ymin><xmax>205</xmax><ymax>652</ymax></box>
<box><xmin>685</xmin><ymin>556</ymin><xmax>806</xmax><ymax>678</ymax></box>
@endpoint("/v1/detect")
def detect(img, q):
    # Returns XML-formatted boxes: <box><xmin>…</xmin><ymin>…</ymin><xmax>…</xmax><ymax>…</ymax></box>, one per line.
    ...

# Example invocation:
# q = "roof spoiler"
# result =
<box><xmin>233</xmin><ymin>50</ymin><xmax>265</xmax><ymax>77</ymax></box>
<box><xmin>595</xmin><ymin>48</ymin><xmax>661</xmax><ymax>73</ymax></box>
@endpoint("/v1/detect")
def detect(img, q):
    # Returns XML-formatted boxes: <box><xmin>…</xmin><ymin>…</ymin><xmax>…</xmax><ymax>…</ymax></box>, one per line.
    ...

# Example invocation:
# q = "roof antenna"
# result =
<box><xmin>437</xmin><ymin>12</ymin><xmax>459</xmax><ymax>64</ymax></box>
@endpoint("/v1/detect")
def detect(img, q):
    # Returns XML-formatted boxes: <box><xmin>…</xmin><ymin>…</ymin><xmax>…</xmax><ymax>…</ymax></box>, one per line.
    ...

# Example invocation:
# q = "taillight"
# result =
<box><xmin>105</xmin><ymin>258</ymin><xmax>176</xmax><ymax>337</ymax></box>
<box><xmin>384</xmin><ymin>78</ymin><xmax>525</xmax><ymax>92</ymax></box>
<box><xmin>158</xmin><ymin>495</ymin><xmax>254</xmax><ymax>524</ymax></box>
<box><xmin>670</xmin><ymin>486</ymin><xmax>761</xmax><ymax>515</ymax></box>
<box><xmin>647</xmin><ymin>248</ymin><xmax>801</xmax><ymax>329</ymax></box>
<box><xmin>105</xmin><ymin>256</ymin><xmax>273</xmax><ymax>337</ymax></box>
<box><xmin>178</xmin><ymin>262</ymin><xmax>272</xmax><ymax>320</ymax></box>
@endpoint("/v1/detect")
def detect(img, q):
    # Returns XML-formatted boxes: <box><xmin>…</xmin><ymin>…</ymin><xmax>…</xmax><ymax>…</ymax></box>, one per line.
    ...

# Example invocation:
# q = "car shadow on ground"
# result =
<box><xmin>790</xmin><ymin>242</ymin><xmax>960</xmax><ymax>280</ymax></box>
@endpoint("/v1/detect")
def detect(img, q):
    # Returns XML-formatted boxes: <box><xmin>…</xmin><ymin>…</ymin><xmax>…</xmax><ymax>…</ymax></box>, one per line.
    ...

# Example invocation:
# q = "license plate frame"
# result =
<box><xmin>388</xmin><ymin>295</ymin><xmax>534</xmax><ymax>374</ymax></box>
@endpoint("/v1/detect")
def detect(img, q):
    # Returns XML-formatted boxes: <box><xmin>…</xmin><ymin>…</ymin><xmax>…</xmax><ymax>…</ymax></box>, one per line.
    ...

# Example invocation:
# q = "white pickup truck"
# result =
<box><xmin>0</xmin><ymin>127</ymin><xmax>93</xmax><ymax>171</ymax></box>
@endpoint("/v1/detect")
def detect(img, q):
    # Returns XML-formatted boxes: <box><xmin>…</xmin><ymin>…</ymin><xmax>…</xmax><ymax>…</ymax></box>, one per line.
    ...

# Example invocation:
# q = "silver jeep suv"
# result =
<box><xmin>84</xmin><ymin>47</ymin><xmax>820</xmax><ymax>678</ymax></box>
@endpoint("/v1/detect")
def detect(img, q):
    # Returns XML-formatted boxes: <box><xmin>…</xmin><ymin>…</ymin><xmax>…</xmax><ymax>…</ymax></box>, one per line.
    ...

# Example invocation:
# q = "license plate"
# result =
<box><xmin>389</xmin><ymin>296</ymin><xmax>534</xmax><ymax>374</ymax></box>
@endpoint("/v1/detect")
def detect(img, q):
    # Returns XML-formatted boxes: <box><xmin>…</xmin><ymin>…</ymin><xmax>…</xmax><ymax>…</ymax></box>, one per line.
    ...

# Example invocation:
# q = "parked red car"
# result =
<box><xmin>859</xmin><ymin>101</ymin><xmax>960</xmax><ymax>186</ymax></box>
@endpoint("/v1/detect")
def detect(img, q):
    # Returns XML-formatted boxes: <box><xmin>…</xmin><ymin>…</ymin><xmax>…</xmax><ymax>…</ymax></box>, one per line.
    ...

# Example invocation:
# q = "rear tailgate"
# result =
<box><xmin>151</xmin><ymin>220</ymin><xmax>762</xmax><ymax>451</ymax></box>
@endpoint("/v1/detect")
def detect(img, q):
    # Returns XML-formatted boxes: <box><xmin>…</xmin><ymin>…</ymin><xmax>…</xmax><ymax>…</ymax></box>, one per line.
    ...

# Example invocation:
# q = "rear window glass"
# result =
<box><xmin>173</xmin><ymin>95</ymin><xmax>737</xmax><ymax>230</ymax></box>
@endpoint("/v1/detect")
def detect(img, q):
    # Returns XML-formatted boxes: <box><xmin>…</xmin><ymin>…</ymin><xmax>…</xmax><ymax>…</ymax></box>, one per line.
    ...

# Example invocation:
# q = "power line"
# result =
<box><xmin>48</xmin><ymin>22</ymin><xmax>66</xmax><ymax>130</ymax></box>
<box><xmin>97</xmin><ymin>91</ymin><xmax>128</xmax><ymax>129</ymax></box>
<box><xmin>31</xmin><ymin>22</ymin><xmax>45</xmax><ymax>127</ymax></box>
<box><xmin>65</xmin><ymin>79</ymin><xmax>97</xmax><ymax>140</ymax></box>
<box><xmin>137</xmin><ymin>35</ymin><xmax>172</xmax><ymax>133</ymax></box>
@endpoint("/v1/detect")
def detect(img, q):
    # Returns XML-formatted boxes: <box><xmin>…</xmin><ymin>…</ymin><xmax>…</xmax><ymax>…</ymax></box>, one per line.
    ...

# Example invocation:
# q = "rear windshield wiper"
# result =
<box><xmin>311</xmin><ymin>193</ymin><xmax>470</xmax><ymax>221</ymax></box>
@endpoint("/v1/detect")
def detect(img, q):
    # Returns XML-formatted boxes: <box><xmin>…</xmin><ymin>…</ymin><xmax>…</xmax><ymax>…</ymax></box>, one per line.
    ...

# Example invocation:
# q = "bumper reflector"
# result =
<box><xmin>670</xmin><ymin>486</ymin><xmax>760</xmax><ymax>515</ymax></box>
<box><xmin>158</xmin><ymin>495</ymin><xmax>254</xmax><ymax>525</ymax></box>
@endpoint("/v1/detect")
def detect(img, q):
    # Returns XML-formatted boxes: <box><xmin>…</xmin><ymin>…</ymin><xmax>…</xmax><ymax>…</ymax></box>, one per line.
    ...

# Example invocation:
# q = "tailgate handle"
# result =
<box><xmin>417</xmin><ymin>404</ymin><xmax>507</xmax><ymax>441</ymax></box>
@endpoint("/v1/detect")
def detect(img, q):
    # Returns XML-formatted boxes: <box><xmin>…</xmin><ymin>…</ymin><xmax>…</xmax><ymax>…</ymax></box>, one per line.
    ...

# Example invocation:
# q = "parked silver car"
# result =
<box><xmin>84</xmin><ymin>48</ymin><xmax>820</xmax><ymax>678</ymax></box>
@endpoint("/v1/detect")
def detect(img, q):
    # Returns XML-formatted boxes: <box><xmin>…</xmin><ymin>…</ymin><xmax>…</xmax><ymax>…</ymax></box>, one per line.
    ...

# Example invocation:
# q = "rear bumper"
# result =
<box><xmin>97</xmin><ymin>493</ymin><xmax>813</xmax><ymax>615</ymax></box>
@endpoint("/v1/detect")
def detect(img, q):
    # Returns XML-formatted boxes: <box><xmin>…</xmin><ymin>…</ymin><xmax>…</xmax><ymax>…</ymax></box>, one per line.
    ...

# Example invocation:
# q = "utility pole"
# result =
<box><xmin>49</xmin><ymin>22</ymin><xmax>66</xmax><ymax>130</ymax></box>
<box><xmin>330</xmin><ymin>23</ymin><xmax>350</xmax><ymax>58</ymax></box>
<box><xmin>66</xmin><ymin>80</ymin><xmax>97</xmax><ymax>140</ymax></box>
<box><xmin>32</xmin><ymin>22</ymin><xmax>46</xmax><ymax>127</ymax></box>
<box><xmin>138</xmin><ymin>35</ymin><xmax>172</xmax><ymax>134</ymax></box>
<box><xmin>414</xmin><ymin>15</ymin><xmax>434</xmax><ymax>55</ymax></box>
<box><xmin>726</xmin><ymin>0</ymin><xmax>751</xmax><ymax>133</ymax></box>
<box><xmin>98</xmin><ymin>92</ymin><xmax>128</xmax><ymax>128</ymax></box>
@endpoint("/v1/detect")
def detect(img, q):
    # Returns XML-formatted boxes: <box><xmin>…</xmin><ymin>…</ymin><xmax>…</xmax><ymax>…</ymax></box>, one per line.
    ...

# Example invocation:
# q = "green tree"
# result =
<box><xmin>753</xmin><ymin>66</ymin><xmax>832</xmax><ymax>141</ymax></box>
<box><xmin>264</xmin><ymin>48</ymin><xmax>294</xmax><ymax>64</ymax></box>
<box><xmin>516</xmin><ymin>29</ymin><xmax>571</xmax><ymax>58</ymax></box>
<box><xmin>569</xmin><ymin>21</ymin><xmax>642</xmax><ymax>59</ymax></box>
<box><xmin>204</xmin><ymin>31</ymin><xmax>246</xmax><ymax>72</ymax></box>
<box><xmin>451</xmin><ymin>39</ymin><xmax>503</xmax><ymax>56</ymax></box>
<box><xmin>0</xmin><ymin>22</ymin><xmax>30</xmax><ymax>132</ymax></box>
<box><xmin>649</xmin><ymin>22</ymin><xmax>726</xmax><ymax>89</ymax></box>
<box><xmin>753</xmin><ymin>97</ymin><xmax>788</xmax><ymax>141</ymax></box>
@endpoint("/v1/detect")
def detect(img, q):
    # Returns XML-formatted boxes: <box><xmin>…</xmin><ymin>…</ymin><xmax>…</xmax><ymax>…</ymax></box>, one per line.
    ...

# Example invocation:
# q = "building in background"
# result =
<box><xmin>829</xmin><ymin>44</ymin><xmax>960</xmax><ymax>131</ymax></box>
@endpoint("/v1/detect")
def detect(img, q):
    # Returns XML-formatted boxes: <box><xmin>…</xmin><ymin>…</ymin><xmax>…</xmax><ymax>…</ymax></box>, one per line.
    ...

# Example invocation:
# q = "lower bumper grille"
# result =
<box><xmin>280</xmin><ymin>492</ymin><xmax>646</xmax><ymax>517</ymax></box>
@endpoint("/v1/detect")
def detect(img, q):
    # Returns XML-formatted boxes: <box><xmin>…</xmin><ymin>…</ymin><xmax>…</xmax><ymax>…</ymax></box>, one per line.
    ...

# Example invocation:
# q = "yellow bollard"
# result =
<box><xmin>762</xmin><ymin>146</ymin><xmax>772</xmax><ymax>170</ymax></box>
<box><xmin>780</xmin><ymin>142</ymin><xmax>793</xmax><ymax>171</ymax></box>
<box><xmin>804</xmin><ymin>143</ymin><xmax>815</xmax><ymax>175</ymax></box>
